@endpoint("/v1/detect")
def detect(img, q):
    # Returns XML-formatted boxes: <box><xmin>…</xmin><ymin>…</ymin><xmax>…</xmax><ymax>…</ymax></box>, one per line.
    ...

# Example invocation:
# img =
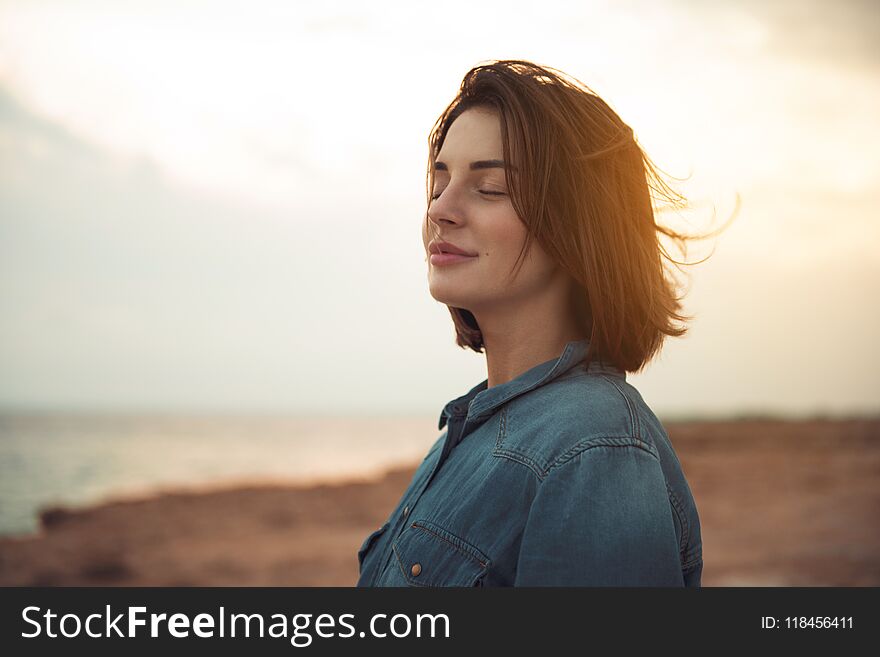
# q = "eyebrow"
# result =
<box><xmin>433</xmin><ymin>159</ymin><xmax>514</xmax><ymax>171</ymax></box>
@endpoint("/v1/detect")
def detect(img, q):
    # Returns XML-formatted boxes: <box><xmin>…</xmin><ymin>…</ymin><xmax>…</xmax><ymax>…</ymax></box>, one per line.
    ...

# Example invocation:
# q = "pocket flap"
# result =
<box><xmin>391</xmin><ymin>519</ymin><xmax>490</xmax><ymax>587</ymax></box>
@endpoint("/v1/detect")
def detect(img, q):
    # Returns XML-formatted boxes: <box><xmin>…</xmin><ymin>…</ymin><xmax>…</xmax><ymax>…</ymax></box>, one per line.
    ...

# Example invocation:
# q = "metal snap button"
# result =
<box><xmin>403</xmin><ymin>505</ymin><xmax>409</xmax><ymax>517</ymax></box>
<box><xmin>411</xmin><ymin>562</ymin><xmax>422</xmax><ymax>577</ymax></box>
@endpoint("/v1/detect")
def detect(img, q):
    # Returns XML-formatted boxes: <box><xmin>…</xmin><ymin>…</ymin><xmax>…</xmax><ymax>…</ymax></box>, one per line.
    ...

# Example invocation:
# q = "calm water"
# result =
<box><xmin>0</xmin><ymin>413</ymin><xmax>438</xmax><ymax>536</ymax></box>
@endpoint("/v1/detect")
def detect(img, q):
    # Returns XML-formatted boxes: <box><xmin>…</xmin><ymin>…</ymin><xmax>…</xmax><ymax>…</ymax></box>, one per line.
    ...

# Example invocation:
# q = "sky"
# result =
<box><xmin>0</xmin><ymin>0</ymin><xmax>878</xmax><ymax>418</ymax></box>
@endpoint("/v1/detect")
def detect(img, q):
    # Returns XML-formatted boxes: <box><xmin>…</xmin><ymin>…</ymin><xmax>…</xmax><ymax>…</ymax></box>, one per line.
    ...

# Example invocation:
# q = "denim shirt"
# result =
<box><xmin>356</xmin><ymin>339</ymin><xmax>703</xmax><ymax>587</ymax></box>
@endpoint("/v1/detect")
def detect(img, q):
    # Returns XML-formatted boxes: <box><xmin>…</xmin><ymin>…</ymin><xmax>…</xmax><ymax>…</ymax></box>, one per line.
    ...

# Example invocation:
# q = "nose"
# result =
<box><xmin>426</xmin><ymin>184</ymin><xmax>466</xmax><ymax>229</ymax></box>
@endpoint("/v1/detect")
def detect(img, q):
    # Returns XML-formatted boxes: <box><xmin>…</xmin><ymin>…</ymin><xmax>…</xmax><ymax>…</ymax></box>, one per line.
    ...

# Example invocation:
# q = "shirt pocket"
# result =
<box><xmin>358</xmin><ymin>522</ymin><xmax>390</xmax><ymax>573</ymax></box>
<box><xmin>389</xmin><ymin>519</ymin><xmax>490</xmax><ymax>587</ymax></box>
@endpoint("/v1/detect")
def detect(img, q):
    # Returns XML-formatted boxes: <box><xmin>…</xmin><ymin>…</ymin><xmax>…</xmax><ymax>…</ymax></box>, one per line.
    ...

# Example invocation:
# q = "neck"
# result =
<box><xmin>474</xmin><ymin>301</ymin><xmax>586</xmax><ymax>389</ymax></box>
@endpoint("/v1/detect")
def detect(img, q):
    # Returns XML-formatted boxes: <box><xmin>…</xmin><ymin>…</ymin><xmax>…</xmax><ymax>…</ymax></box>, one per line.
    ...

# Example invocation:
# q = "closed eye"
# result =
<box><xmin>430</xmin><ymin>190</ymin><xmax>507</xmax><ymax>200</ymax></box>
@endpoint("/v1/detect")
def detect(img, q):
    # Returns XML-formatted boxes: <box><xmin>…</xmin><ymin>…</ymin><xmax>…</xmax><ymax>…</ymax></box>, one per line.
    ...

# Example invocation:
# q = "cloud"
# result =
<box><xmin>732</xmin><ymin>0</ymin><xmax>880</xmax><ymax>72</ymax></box>
<box><xmin>0</xmin><ymin>83</ymin><xmax>451</xmax><ymax>413</ymax></box>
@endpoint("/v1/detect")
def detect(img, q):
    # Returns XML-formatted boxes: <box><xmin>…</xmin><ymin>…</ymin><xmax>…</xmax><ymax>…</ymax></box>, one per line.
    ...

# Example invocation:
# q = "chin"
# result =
<box><xmin>428</xmin><ymin>283</ymin><xmax>465</xmax><ymax>308</ymax></box>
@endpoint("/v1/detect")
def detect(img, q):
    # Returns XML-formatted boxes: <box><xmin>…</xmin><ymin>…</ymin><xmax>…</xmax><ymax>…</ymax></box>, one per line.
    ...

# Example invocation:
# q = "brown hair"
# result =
<box><xmin>424</xmin><ymin>59</ymin><xmax>735</xmax><ymax>373</ymax></box>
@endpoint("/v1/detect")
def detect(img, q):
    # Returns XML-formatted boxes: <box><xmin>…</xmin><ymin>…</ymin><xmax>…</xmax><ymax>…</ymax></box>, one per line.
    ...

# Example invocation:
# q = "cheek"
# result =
<box><xmin>484</xmin><ymin>211</ymin><xmax>528</xmax><ymax>259</ymax></box>
<box><xmin>486</xmin><ymin>229</ymin><xmax>559</xmax><ymax>287</ymax></box>
<box><xmin>523</xmin><ymin>242</ymin><xmax>560</xmax><ymax>281</ymax></box>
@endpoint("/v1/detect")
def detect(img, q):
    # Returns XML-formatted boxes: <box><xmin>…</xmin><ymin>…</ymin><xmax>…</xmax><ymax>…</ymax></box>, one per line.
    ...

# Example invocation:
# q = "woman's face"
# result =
<box><xmin>422</xmin><ymin>107</ymin><xmax>564</xmax><ymax>315</ymax></box>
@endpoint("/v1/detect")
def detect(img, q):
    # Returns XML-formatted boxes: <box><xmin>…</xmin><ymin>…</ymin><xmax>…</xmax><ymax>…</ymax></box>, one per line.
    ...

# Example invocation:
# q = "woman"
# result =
<box><xmin>357</xmin><ymin>59</ymin><xmax>716</xmax><ymax>587</ymax></box>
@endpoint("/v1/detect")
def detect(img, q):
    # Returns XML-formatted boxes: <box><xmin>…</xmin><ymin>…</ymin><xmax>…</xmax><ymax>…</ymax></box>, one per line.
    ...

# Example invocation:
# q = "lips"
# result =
<box><xmin>429</xmin><ymin>240</ymin><xmax>479</xmax><ymax>257</ymax></box>
<box><xmin>429</xmin><ymin>251</ymin><xmax>478</xmax><ymax>266</ymax></box>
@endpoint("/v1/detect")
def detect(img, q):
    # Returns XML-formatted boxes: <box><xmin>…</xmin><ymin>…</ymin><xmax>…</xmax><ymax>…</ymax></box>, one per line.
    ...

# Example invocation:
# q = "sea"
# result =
<box><xmin>0</xmin><ymin>413</ymin><xmax>439</xmax><ymax>536</ymax></box>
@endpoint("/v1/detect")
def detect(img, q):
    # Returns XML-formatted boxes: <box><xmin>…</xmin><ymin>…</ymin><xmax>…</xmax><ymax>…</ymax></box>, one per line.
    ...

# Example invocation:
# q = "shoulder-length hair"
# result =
<box><xmin>424</xmin><ymin>59</ymin><xmax>734</xmax><ymax>374</ymax></box>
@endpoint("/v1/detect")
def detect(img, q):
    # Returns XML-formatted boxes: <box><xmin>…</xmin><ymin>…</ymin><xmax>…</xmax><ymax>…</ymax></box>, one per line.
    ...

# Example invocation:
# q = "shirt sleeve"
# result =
<box><xmin>514</xmin><ymin>442</ymin><xmax>685</xmax><ymax>586</ymax></box>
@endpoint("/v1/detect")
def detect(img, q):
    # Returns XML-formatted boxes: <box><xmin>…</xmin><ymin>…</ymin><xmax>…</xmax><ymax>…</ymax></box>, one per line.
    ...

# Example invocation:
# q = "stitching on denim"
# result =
<box><xmin>547</xmin><ymin>436</ymin><xmax>660</xmax><ymax>475</ymax></box>
<box><xmin>493</xmin><ymin>450</ymin><xmax>545</xmax><ymax>481</ymax></box>
<box><xmin>665</xmin><ymin>481</ymin><xmax>690</xmax><ymax>558</ymax></box>
<box><xmin>377</xmin><ymin>457</ymin><xmax>440</xmax><ymax>582</ymax></box>
<box><xmin>493</xmin><ymin>407</ymin><xmax>546</xmax><ymax>481</ymax></box>
<box><xmin>391</xmin><ymin>542</ymin><xmax>431</xmax><ymax>587</ymax></box>
<box><xmin>600</xmin><ymin>374</ymin><xmax>641</xmax><ymax>446</ymax></box>
<box><xmin>494</xmin><ymin>380</ymin><xmax>656</xmax><ymax>480</ymax></box>
<box><xmin>682</xmin><ymin>545</ymin><xmax>703</xmax><ymax>566</ymax></box>
<box><xmin>682</xmin><ymin>555</ymin><xmax>702</xmax><ymax>571</ymax></box>
<box><xmin>495</xmin><ymin>406</ymin><xmax>507</xmax><ymax>450</ymax></box>
<box><xmin>669</xmin><ymin>486</ymin><xmax>690</xmax><ymax>558</ymax></box>
<box><xmin>557</xmin><ymin>371</ymin><xmax>590</xmax><ymax>381</ymax></box>
<box><xmin>392</xmin><ymin>525</ymin><xmax>488</xmax><ymax>586</ymax></box>
<box><xmin>411</xmin><ymin>521</ymin><xmax>490</xmax><ymax>567</ymax></box>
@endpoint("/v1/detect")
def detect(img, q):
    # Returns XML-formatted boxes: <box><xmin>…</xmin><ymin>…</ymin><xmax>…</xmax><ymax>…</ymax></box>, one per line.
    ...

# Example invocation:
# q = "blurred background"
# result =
<box><xmin>0</xmin><ymin>0</ymin><xmax>877</xmax><ymax>586</ymax></box>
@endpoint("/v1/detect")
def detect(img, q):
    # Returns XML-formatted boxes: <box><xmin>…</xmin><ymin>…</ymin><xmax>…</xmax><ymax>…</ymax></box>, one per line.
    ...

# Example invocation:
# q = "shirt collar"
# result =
<box><xmin>437</xmin><ymin>338</ymin><xmax>624</xmax><ymax>430</ymax></box>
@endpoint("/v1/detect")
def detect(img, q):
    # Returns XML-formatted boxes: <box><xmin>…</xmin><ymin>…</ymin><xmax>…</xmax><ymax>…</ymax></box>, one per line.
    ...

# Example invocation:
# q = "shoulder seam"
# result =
<box><xmin>543</xmin><ymin>437</ymin><xmax>660</xmax><ymax>479</ymax></box>
<box><xmin>599</xmin><ymin>374</ymin><xmax>642</xmax><ymax>446</ymax></box>
<box><xmin>493</xmin><ymin>407</ymin><xmax>545</xmax><ymax>482</ymax></box>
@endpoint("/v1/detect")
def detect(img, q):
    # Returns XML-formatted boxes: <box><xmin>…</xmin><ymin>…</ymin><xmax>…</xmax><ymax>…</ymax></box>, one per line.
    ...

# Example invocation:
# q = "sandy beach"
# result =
<box><xmin>1</xmin><ymin>417</ymin><xmax>877</xmax><ymax>586</ymax></box>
